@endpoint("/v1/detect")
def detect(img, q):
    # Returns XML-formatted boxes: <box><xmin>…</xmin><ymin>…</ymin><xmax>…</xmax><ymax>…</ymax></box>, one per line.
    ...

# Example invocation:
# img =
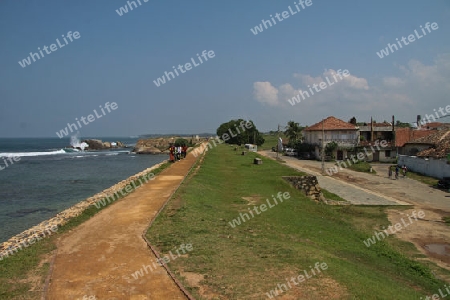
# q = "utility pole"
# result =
<box><xmin>276</xmin><ymin>124</ymin><xmax>280</xmax><ymax>159</ymax></box>
<box><xmin>321</xmin><ymin>118</ymin><xmax>325</xmax><ymax>174</ymax></box>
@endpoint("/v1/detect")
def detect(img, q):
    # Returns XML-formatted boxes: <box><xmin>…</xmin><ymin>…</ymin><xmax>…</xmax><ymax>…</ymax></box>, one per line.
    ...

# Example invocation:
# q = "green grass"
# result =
<box><xmin>443</xmin><ymin>216</ymin><xmax>450</xmax><ymax>225</ymax></box>
<box><xmin>146</xmin><ymin>145</ymin><xmax>446</xmax><ymax>299</ymax></box>
<box><xmin>260</xmin><ymin>133</ymin><xmax>285</xmax><ymax>151</ymax></box>
<box><xmin>404</xmin><ymin>170</ymin><xmax>439</xmax><ymax>186</ymax></box>
<box><xmin>0</xmin><ymin>161</ymin><xmax>171</xmax><ymax>300</ymax></box>
<box><xmin>321</xmin><ymin>189</ymin><xmax>348</xmax><ymax>202</ymax></box>
<box><xmin>346</xmin><ymin>161</ymin><xmax>377</xmax><ymax>174</ymax></box>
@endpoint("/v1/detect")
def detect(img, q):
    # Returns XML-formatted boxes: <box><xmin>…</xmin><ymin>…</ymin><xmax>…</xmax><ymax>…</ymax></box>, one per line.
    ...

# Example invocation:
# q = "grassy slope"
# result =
<box><xmin>405</xmin><ymin>170</ymin><xmax>439</xmax><ymax>186</ymax></box>
<box><xmin>259</xmin><ymin>134</ymin><xmax>283</xmax><ymax>151</ymax></box>
<box><xmin>147</xmin><ymin>145</ymin><xmax>446</xmax><ymax>299</ymax></box>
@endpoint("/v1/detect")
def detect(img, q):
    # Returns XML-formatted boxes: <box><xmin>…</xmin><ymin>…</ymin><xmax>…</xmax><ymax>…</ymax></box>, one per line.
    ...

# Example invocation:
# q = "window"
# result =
<box><xmin>385</xmin><ymin>150</ymin><xmax>391</xmax><ymax>157</ymax></box>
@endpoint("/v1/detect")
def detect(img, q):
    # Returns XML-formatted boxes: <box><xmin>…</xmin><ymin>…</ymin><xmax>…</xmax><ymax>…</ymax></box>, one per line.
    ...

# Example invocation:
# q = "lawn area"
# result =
<box><xmin>146</xmin><ymin>144</ymin><xmax>446</xmax><ymax>299</ymax></box>
<box><xmin>404</xmin><ymin>170</ymin><xmax>439</xmax><ymax>186</ymax></box>
<box><xmin>259</xmin><ymin>133</ymin><xmax>284</xmax><ymax>151</ymax></box>
<box><xmin>347</xmin><ymin>161</ymin><xmax>377</xmax><ymax>174</ymax></box>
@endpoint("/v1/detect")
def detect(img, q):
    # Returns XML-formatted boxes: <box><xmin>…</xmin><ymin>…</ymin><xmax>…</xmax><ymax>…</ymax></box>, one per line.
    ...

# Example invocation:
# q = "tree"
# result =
<box><xmin>325</xmin><ymin>141</ymin><xmax>338</xmax><ymax>156</ymax></box>
<box><xmin>294</xmin><ymin>141</ymin><xmax>314</xmax><ymax>153</ymax></box>
<box><xmin>348</xmin><ymin>117</ymin><xmax>357</xmax><ymax>125</ymax></box>
<box><xmin>395</xmin><ymin>120</ymin><xmax>411</xmax><ymax>128</ymax></box>
<box><xmin>284</xmin><ymin>121</ymin><xmax>302</xmax><ymax>146</ymax></box>
<box><xmin>174</xmin><ymin>138</ymin><xmax>189</xmax><ymax>147</ymax></box>
<box><xmin>216</xmin><ymin>119</ymin><xmax>265</xmax><ymax>146</ymax></box>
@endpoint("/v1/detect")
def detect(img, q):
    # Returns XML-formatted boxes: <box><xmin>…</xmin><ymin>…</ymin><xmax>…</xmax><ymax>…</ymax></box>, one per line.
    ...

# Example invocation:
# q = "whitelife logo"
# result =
<box><xmin>266</xmin><ymin>262</ymin><xmax>328</xmax><ymax>298</ymax></box>
<box><xmin>130</xmin><ymin>243</ymin><xmax>193</xmax><ymax>280</ymax></box>
<box><xmin>93</xmin><ymin>172</ymin><xmax>155</xmax><ymax>209</ymax></box>
<box><xmin>228</xmin><ymin>192</ymin><xmax>291</xmax><ymax>228</ymax></box>
<box><xmin>326</xmin><ymin>140</ymin><xmax>388</xmax><ymax>176</ymax></box>
<box><xmin>250</xmin><ymin>0</ymin><xmax>313</xmax><ymax>35</ymax></box>
<box><xmin>376</xmin><ymin>22</ymin><xmax>438</xmax><ymax>59</ymax></box>
<box><xmin>363</xmin><ymin>210</ymin><xmax>424</xmax><ymax>247</ymax></box>
<box><xmin>115</xmin><ymin>0</ymin><xmax>149</xmax><ymax>16</ymax></box>
<box><xmin>153</xmin><ymin>50</ymin><xmax>215</xmax><ymax>87</ymax></box>
<box><xmin>191</xmin><ymin>120</ymin><xmax>254</xmax><ymax>158</ymax></box>
<box><xmin>55</xmin><ymin>102</ymin><xmax>118</xmax><ymax>138</ymax></box>
<box><xmin>287</xmin><ymin>69</ymin><xmax>350</xmax><ymax>106</ymax></box>
<box><xmin>18</xmin><ymin>31</ymin><xmax>81</xmax><ymax>68</ymax></box>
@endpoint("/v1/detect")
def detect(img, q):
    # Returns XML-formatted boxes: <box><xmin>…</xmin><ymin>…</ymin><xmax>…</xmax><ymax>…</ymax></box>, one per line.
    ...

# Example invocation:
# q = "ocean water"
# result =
<box><xmin>0</xmin><ymin>137</ymin><xmax>168</xmax><ymax>243</ymax></box>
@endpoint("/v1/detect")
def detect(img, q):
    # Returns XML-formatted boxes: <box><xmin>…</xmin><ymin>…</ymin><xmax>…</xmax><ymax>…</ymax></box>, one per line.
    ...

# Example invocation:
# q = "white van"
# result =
<box><xmin>244</xmin><ymin>144</ymin><xmax>257</xmax><ymax>152</ymax></box>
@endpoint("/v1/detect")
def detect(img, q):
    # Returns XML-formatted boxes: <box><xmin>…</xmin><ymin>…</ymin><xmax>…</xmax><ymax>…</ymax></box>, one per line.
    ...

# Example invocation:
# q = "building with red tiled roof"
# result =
<box><xmin>356</xmin><ymin>121</ymin><xmax>396</xmax><ymax>162</ymax></box>
<box><xmin>303</xmin><ymin>116</ymin><xmax>359</xmax><ymax>160</ymax></box>
<box><xmin>398</xmin><ymin>129</ymin><xmax>450</xmax><ymax>179</ymax></box>
<box><xmin>412</xmin><ymin>130</ymin><xmax>450</xmax><ymax>159</ymax></box>
<box><xmin>417</xmin><ymin>122</ymin><xmax>450</xmax><ymax>130</ymax></box>
<box><xmin>395</xmin><ymin>128</ymin><xmax>436</xmax><ymax>148</ymax></box>
<box><xmin>304</xmin><ymin>116</ymin><xmax>358</xmax><ymax>131</ymax></box>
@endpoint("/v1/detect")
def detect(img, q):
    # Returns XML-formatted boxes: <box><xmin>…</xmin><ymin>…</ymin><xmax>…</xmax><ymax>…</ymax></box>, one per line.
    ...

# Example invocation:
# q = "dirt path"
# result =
<box><xmin>46</xmin><ymin>152</ymin><xmax>199</xmax><ymax>300</ymax></box>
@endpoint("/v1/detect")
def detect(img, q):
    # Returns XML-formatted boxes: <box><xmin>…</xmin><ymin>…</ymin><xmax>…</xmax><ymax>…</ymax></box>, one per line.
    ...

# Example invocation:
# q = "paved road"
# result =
<box><xmin>260</xmin><ymin>151</ymin><xmax>450</xmax><ymax>211</ymax></box>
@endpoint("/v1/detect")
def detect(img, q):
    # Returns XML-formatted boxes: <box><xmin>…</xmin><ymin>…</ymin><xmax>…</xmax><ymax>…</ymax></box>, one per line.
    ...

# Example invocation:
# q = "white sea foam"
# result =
<box><xmin>0</xmin><ymin>149</ymin><xmax>66</xmax><ymax>157</ymax></box>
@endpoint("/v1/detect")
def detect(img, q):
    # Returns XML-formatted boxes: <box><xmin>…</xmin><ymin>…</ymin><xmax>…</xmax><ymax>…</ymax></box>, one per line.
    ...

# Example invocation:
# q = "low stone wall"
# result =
<box><xmin>283</xmin><ymin>176</ymin><xmax>325</xmax><ymax>202</ymax></box>
<box><xmin>0</xmin><ymin>160</ymin><xmax>167</xmax><ymax>259</ymax></box>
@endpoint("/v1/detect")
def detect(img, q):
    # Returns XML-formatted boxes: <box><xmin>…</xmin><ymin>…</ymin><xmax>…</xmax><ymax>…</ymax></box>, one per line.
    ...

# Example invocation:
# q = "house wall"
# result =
<box><xmin>402</xmin><ymin>144</ymin><xmax>432</xmax><ymax>156</ymax></box>
<box><xmin>378</xmin><ymin>150</ymin><xmax>396</xmax><ymax>162</ymax></box>
<box><xmin>398</xmin><ymin>155</ymin><xmax>450</xmax><ymax>179</ymax></box>
<box><xmin>305</xmin><ymin>130</ymin><xmax>359</xmax><ymax>146</ymax></box>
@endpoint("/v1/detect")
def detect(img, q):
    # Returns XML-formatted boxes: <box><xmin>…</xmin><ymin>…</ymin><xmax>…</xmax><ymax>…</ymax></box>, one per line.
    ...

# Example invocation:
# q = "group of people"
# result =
<box><xmin>388</xmin><ymin>165</ymin><xmax>407</xmax><ymax>179</ymax></box>
<box><xmin>169</xmin><ymin>144</ymin><xmax>188</xmax><ymax>162</ymax></box>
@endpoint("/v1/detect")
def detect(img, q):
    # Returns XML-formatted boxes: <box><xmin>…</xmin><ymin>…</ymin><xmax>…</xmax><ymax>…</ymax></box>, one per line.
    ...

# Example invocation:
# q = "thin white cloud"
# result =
<box><xmin>252</xmin><ymin>54</ymin><xmax>450</xmax><ymax>125</ymax></box>
<box><xmin>253</xmin><ymin>82</ymin><xmax>279</xmax><ymax>106</ymax></box>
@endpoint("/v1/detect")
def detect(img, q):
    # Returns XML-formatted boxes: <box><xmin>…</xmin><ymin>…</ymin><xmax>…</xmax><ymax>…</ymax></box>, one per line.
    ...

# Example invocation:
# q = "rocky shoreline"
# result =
<box><xmin>132</xmin><ymin>136</ymin><xmax>201</xmax><ymax>154</ymax></box>
<box><xmin>0</xmin><ymin>160</ymin><xmax>168</xmax><ymax>260</ymax></box>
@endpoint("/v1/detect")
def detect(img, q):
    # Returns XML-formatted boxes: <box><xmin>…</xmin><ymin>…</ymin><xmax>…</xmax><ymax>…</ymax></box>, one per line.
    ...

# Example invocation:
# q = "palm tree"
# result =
<box><xmin>284</xmin><ymin>121</ymin><xmax>302</xmax><ymax>145</ymax></box>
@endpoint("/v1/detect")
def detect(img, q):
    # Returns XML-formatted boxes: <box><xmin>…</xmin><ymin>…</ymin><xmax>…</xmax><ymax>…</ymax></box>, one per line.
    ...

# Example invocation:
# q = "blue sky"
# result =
<box><xmin>0</xmin><ymin>0</ymin><xmax>449</xmax><ymax>137</ymax></box>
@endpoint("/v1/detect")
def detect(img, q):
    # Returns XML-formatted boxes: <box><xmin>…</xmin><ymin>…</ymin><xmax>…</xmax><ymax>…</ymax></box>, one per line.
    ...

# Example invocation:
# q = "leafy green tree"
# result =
<box><xmin>284</xmin><ymin>121</ymin><xmax>303</xmax><ymax>146</ymax></box>
<box><xmin>395</xmin><ymin>120</ymin><xmax>411</xmax><ymax>128</ymax></box>
<box><xmin>216</xmin><ymin>119</ymin><xmax>265</xmax><ymax>146</ymax></box>
<box><xmin>174</xmin><ymin>138</ymin><xmax>189</xmax><ymax>147</ymax></box>
<box><xmin>325</xmin><ymin>141</ymin><xmax>338</xmax><ymax>156</ymax></box>
<box><xmin>294</xmin><ymin>141</ymin><xmax>314</xmax><ymax>153</ymax></box>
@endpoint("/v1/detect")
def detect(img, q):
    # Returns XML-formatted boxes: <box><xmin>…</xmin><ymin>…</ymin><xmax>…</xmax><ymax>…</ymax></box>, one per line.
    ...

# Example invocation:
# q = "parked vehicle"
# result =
<box><xmin>437</xmin><ymin>177</ymin><xmax>450</xmax><ymax>190</ymax></box>
<box><xmin>284</xmin><ymin>149</ymin><xmax>298</xmax><ymax>156</ymax></box>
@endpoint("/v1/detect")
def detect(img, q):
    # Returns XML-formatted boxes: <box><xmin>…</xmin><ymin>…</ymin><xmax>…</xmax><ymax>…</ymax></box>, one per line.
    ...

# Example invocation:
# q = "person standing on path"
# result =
<box><xmin>177</xmin><ymin>146</ymin><xmax>182</xmax><ymax>161</ymax></box>
<box><xmin>388</xmin><ymin>167</ymin><xmax>392</xmax><ymax>179</ymax></box>
<box><xmin>395</xmin><ymin>166</ymin><xmax>399</xmax><ymax>179</ymax></box>
<box><xmin>169</xmin><ymin>145</ymin><xmax>175</xmax><ymax>163</ymax></box>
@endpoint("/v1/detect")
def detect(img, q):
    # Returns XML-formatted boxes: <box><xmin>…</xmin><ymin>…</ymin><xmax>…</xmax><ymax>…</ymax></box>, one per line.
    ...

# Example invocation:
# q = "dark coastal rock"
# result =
<box><xmin>133</xmin><ymin>145</ymin><xmax>162</xmax><ymax>154</ymax></box>
<box><xmin>83</xmin><ymin>139</ymin><xmax>104</xmax><ymax>150</ymax></box>
<box><xmin>82</xmin><ymin>139</ymin><xmax>127</xmax><ymax>150</ymax></box>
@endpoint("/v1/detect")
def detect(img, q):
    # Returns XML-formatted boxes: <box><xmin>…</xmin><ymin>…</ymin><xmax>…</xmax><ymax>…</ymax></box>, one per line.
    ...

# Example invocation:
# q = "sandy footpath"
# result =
<box><xmin>46</xmin><ymin>151</ymin><xmax>199</xmax><ymax>300</ymax></box>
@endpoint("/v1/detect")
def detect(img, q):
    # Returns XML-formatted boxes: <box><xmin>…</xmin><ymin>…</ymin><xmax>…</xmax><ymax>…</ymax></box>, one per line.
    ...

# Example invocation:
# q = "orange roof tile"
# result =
<box><xmin>395</xmin><ymin>128</ymin><xmax>436</xmax><ymax>147</ymax></box>
<box><xmin>304</xmin><ymin>116</ymin><xmax>358</xmax><ymax>131</ymax></box>
<box><xmin>416</xmin><ymin>130</ymin><xmax>450</xmax><ymax>158</ymax></box>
